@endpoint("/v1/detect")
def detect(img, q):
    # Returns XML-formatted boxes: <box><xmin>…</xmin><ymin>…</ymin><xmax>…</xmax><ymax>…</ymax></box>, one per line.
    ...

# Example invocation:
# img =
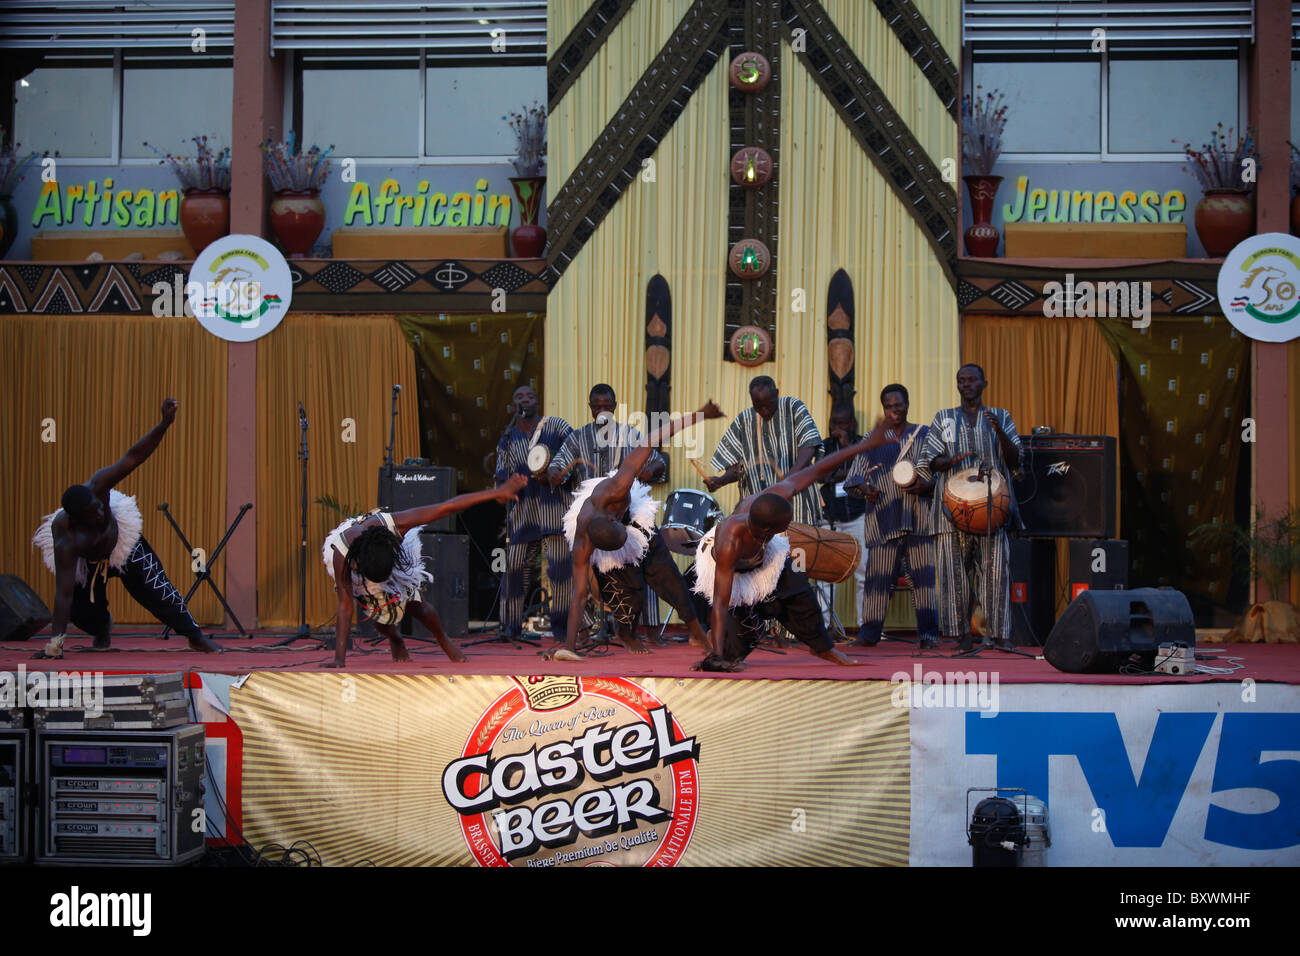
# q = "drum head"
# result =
<box><xmin>527</xmin><ymin>445</ymin><xmax>550</xmax><ymax>472</ymax></box>
<box><xmin>892</xmin><ymin>460</ymin><xmax>915</xmax><ymax>486</ymax></box>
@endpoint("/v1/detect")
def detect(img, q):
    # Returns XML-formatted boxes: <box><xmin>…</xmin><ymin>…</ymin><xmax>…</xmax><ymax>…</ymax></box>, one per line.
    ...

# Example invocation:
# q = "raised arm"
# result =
<box><xmin>89</xmin><ymin>398</ymin><xmax>178</xmax><ymax>493</ymax></box>
<box><xmin>391</xmin><ymin>473</ymin><xmax>527</xmax><ymax>536</ymax></box>
<box><xmin>764</xmin><ymin>419</ymin><xmax>891</xmax><ymax>501</ymax></box>
<box><xmin>603</xmin><ymin>401</ymin><xmax>723</xmax><ymax>499</ymax></box>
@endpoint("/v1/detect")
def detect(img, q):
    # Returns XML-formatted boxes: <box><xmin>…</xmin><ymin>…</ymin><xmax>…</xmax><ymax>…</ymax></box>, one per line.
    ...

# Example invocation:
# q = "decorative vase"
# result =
<box><xmin>1290</xmin><ymin>192</ymin><xmax>1300</xmax><ymax>237</ymax></box>
<box><xmin>0</xmin><ymin>195</ymin><xmax>17</xmax><ymax>259</ymax></box>
<box><xmin>1194</xmin><ymin>188</ymin><xmax>1254</xmax><ymax>258</ymax></box>
<box><xmin>963</xmin><ymin>174</ymin><xmax>1002</xmax><ymax>257</ymax></box>
<box><xmin>509</xmin><ymin>175</ymin><xmax>547</xmax><ymax>258</ymax></box>
<box><xmin>179</xmin><ymin>188</ymin><xmax>230</xmax><ymax>256</ymax></box>
<box><xmin>269</xmin><ymin>188</ymin><xmax>326</xmax><ymax>258</ymax></box>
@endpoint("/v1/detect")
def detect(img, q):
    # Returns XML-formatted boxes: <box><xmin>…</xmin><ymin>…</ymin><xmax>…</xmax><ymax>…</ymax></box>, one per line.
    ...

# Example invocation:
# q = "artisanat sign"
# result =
<box><xmin>1002</xmin><ymin>175</ymin><xmax>1186</xmax><ymax>224</ymax></box>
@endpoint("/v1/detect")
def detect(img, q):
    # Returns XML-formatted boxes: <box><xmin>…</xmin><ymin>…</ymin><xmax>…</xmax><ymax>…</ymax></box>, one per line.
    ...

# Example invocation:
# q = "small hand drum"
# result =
<box><xmin>660</xmin><ymin>488</ymin><xmax>722</xmax><ymax>556</ymax></box>
<box><xmin>943</xmin><ymin>467</ymin><xmax>1010</xmax><ymax>535</ymax></box>
<box><xmin>891</xmin><ymin>459</ymin><xmax>916</xmax><ymax>487</ymax></box>
<box><xmin>526</xmin><ymin>444</ymin><xmax>551</xmax><ymax>474</ymax></box>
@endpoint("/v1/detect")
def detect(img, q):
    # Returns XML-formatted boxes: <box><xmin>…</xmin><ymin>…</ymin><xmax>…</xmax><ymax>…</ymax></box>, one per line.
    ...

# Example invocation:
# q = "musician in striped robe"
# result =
<box><xmin>547</xmin><ymin>384</ymin><xmax>666</xmax><ymax>488</ymax></box>
<box><xmin>916</xmin><ymin>364</ymin><xmax>1022</xmax><ymax>650</ymax></box>
<box><xmin>705</xmin><ymin>376</ymin><xmax>823</xmax><ymax>526</ymax></box>
<box><xmin>844</xmin><ymin>384</ymin><xmax>940</xmax><ymax>649</ymax></box>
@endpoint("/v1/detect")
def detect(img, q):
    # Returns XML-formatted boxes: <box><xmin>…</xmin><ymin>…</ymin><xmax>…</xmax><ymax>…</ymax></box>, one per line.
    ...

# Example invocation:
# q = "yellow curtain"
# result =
<box><xmin>255</xmin><ymin>314</ymin><xmax>419</xmax><ymax>627</ymax></box>
<box><xmin>0</xmin><ymin>313</ymin><xmax>227</xmax><ymax>625</ymax></box>
<box><xmin>963</xmin><ymin>314</ymin><xmax>1121</xmax><ymax>616</ymax></box>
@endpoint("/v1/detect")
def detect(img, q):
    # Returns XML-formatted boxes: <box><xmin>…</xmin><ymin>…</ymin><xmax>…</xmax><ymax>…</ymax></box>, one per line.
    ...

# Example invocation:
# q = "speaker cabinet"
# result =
<box><xmin>1044</xmin><ymin>588</ymin><xmax>1194</xmax><ymax>674</ymax></box>
<box><xmin>1013</xmin><ymin>435</ymin><xmax>1116</xmax><ymax>538</ymax></box>
<box><xmin>1067</xmin><ymin>539</ymin><xmax>1129</xmax><ymax>600</ymax></box>
<box><xmin>401</xmin><ymin>532</ymin><xmax>469</xmax><ymax>640</ymax></box>
<box><xmin>0</xmin><ymin>575</ymin><xmax>51</xmax><ymax>642</ymax></box>
<box><xmin>1008</xmin><ymin>539</ymin><xmax>1057</xmax><ymax>647</ymax></box>
<box><xmin>0</xmin><ymin>730</ymin><xmax>31</xmax><ymax>863</ymax></box>
<box><xmin>378</xmin><ymin>466</ymin><xmax>457</xmax><ymax>533</ymax></box>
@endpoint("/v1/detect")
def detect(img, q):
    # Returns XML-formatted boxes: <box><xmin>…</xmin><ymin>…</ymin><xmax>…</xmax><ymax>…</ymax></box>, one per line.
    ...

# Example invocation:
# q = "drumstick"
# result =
<box><xmin>688</xmin><ymin>457</ymin><xmax>711</xmax><ymax>481</ymax></box>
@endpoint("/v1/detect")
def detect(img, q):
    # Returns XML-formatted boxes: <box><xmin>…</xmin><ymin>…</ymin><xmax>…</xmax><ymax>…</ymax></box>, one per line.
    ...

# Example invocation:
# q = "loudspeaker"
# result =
<box><xmin>0</xmin><ymin>575</ymin><xmax>51</xmax><ymax>641</ymax></box>
<box><xmin>1008</xmin><ymin>539</ymin><xmax>1057</xmax><ymax>646</ymax></box>
<box><xmin>1013</xmin><ymin>435</ymin><xmax>1116</xmax><ymax>537</ymax></box>
<box><xmin>402</xmin><ymin>532</ymin><xmax>469</xmax><ymax>640</ymax></box>
<box><xmin>1067</xmin><ymin>539</ymin><xmax>1128</xmax><ymax>600</ymax></box>
<box><xmin>0</xmin><ymin>729</ymin><xmax>31</xmax><ymax>862</ymax></box>
<box><xmin>1044</xmin><ymin>587</ymin><xmax>1194</xmax><ymax>674</ymax></box>
<box><xmin>378</xmin><ymin>466</ymin><xmax>456</xmax><ymax>532</ymax></box>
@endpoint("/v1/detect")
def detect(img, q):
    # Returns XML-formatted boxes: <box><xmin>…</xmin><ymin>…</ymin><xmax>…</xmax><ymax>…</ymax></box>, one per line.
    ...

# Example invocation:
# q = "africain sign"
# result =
<box><xmin>343</xmin><ymin>177</ymin><xmax>512</xmax><ymax>227</ymax></box>
<box><xmin>1002</xmin><ymin>175</ymin><xmax>1187</xmax><ymax>224</ymax></box>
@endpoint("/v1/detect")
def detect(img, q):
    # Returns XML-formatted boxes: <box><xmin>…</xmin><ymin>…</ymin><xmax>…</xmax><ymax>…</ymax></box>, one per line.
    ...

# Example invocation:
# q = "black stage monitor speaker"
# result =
<box><xmin>402</xmin><ymin>532</ymin><xmax>470</xmax><ymax>641</ymax></box>
<box><xmin>378</xmin><ymin>465</ymin><xmax>456</xmax><ymax>532</ymax></box>
<box><xmin>1044</xmin><ymin>587</ymin><xmax>1194</xmax><ymax>674</ymax></box>
<box><xmin>1013</xmin><ymin>435</ymin><xmax>1116</xmax><ymax>538</ymax></box>
<box><xmin>1067</xmin><ymin>539</ymin><xmax>1128</xmax><ymax>600</ymax></box>
<box><xmin>0</xmin><ymin>575</ymin><xmax>51</xmax><ymax>641</ymax></box>
<box><xmin>1009</xmin><ymin>539</ymin><xmax>1057</xmax><ymax>646</ymax></box>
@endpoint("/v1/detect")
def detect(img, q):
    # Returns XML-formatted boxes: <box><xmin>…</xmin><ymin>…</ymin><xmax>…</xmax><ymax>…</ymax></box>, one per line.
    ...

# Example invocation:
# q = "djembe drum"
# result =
<box><xmin>784</xmin><ymin>522</ymin><xmax>861</xmax><ymax>582</ymax></box>
<box><xmin>942</xmin><ymin>467</ymin><xmax>1011</xmax><ymax>534</ymax></box>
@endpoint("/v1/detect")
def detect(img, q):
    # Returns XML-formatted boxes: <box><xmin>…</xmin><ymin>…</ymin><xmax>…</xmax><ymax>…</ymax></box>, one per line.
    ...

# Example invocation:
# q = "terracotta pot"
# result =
<box><xmin>963</xmin><ymin>174</ymin><xmax>1002</xmax><ymax>257</ymax></box>
<box><xmin>0</xmin><ymin>195</ymin><xmax>17</xmax><ymax>259</ymax></box>
<box><xmin>269</xmin><ymin>189</ymin><xmax>326</xmax><ymax>258</ymax></box>
<box><xmin>179</xmin><ymin>188</ymin><xmax>230</xmax><ymax>256</ymax></box>
<box><xmin>1194</xmin><ymin>188</ymin><xmax>1254</xmax><ymax>258</ymax></box>
<box><xmin>509</xmin><ymin>175</ymin><xmax>547</xmax><ymax>257</ymax></box>
<box><xmin>1290</xmin><ymin>192</ymin><xmax>1300</xmax><ymax>237</ymax></box>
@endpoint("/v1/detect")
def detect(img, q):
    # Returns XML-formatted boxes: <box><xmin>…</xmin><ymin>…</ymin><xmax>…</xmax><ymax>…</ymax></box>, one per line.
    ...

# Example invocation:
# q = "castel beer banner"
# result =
<box><xmin>230</xmin><ymin>673</ymin><xmax>909</xmax><ymax>867</ymax></box>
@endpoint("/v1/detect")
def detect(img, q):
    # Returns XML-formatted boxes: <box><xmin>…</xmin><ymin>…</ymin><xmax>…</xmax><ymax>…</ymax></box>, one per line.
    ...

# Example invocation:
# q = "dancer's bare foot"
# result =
<box><xmin>188</xmin><ymin>634</ymin><xmax>224</xmax><ymax>653</ymax></box>
<box><xmin>389</xmin><ymin>637</ymin><xmax>411</xmax><ymax>663</ymax></box>
<box><xmin>438</xmin><ymin>638</ymin><xmax>467</xmax><ymax>662</ymax></box>
<box><xmin>546</xmin><ymin>647</ymin><xmax>584</xmax><ymax>662</ymax></box>
<box><xmin>686</xmin><ymin>621</ymin><xmax>710</xmax><ymax>649</ymax></box>
<box><xmin>619</xmin><ymin>633</ymin><xmax>651</xmax><ymax>655</ymax></box>
<box><xmin>322</xmin><ymin>658</ymin><xmax>346</xmax><ymax>669</ymax></box>
<box><xmin>814</xmin><ymin>647</ymin><xmax>859</xmax><ymax>665</ymax></box>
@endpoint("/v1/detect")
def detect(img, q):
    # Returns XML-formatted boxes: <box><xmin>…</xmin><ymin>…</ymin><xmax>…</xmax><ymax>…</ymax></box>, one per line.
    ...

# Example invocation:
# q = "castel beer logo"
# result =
<box><xmin>441</xmin><ymin>675</ymin><xmax>700</xmax><ymax>867</ymax></box>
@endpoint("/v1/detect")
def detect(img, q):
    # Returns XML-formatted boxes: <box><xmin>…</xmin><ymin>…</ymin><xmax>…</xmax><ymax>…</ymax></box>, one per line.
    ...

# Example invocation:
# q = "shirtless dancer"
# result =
<box><xmin>32</xmin><ymin>398</ymin><xmax>223</xmax><ymax>659</ymax></box>
<box><xmin>693</xmin><ymin>421</ymin><xmax>894</xmax><ymax>672</ymax></box>
<box><xmin>550</xmin><ymin>400</ymin><xmax>723</xmax><ymax>662</ymax></box>
<box><xmin>323</xmin><ymin>474</ymin><xmax>527</xmax><ymax>668</ymax></box>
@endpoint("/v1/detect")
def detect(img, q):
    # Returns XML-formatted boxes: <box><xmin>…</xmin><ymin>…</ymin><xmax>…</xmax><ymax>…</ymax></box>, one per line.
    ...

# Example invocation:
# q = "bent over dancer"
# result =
<box><xmin>322</xmin><ymin>474</ymin><xmax>528</xmax><ymax>668</ymax></box>
<box><xmin>32</xmin><ymin>398</ymin><xmax>223</xmax><ymax>659</ymax></box>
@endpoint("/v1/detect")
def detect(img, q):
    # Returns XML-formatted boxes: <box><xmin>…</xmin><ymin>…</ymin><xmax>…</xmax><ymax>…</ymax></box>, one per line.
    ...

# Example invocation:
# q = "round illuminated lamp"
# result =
<box><xmin>729</xmin><ymin>52</ymin><xmax>772</xmax><ymax>93</ymax></box>
<box><xmin>729</xmin><ymin>238</ymin><xmax>771</xmax><ymax>279</ymax></box>
<box><xmin>730</xmin><ymin>325</ymin><xmax>773</xmax><ymax>366</ymax></box>
<box><xmin>730</xmin><ymin>147</ymin><xmax>773</xmax><ymax>188</ymax></box>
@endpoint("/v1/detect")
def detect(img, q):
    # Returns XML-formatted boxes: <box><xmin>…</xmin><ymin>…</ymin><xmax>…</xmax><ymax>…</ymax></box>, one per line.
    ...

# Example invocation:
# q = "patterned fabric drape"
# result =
<box><xmin>1</xmin><ymin>312</ymin><xmax>227</xmax><ymax>624</ymax></box>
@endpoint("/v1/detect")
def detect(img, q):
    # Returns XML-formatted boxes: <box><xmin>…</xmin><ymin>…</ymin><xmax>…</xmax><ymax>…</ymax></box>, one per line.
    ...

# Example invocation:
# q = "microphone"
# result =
<box><xmin>393</xmin><ymin>384</ymin><xmax>402</xmax><ymax>394</ymax></box>
<box><xmin>298</xmin><ymin>401</ymin><xmax>307</xmax><ymax>428</ymax></box>
<box><xmin>594</xmin><ymin>411</ymin><xmax>613</xmax><ymax>428</ymax></box>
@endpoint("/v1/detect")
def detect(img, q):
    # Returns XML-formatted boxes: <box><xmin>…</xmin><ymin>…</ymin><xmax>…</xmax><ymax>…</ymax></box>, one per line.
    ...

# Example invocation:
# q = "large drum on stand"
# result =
<box><xmin>784</xmin><ymin>522</ymin><xmax>861</xmax><ymax>583</ymax></box>
<box><xmin>943</xmin><ymin>467</ymin><xmax>1011</xmax><ymax>534</ymax></box>
<box><xmin>660</xmin><ymin>488</ymin><xmax>723</xmax><ymax>557</ymax></box>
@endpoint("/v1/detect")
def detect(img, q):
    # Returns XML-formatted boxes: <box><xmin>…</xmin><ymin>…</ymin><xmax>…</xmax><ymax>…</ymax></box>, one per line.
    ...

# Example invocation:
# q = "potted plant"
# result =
<box><xmin>505</xmin><ymin>101</ymin><xmax>547</xmax><ymax>258</ymax></box>
<box><xmin>0</xmin><ymin>129</ymin><xmax>40</xmax><ymax>259</ymax></box>
<box><xmin>262</xmin><ymin>133</ymin><xmax>333</xmax><ymax>258</ymax></box>
<box><xmin>148</xmin><ymin>136</ymin><xmax>231</xmax><ymax>255</ymax></box>
<box><xmin>1189</xmin><ymin>508</ymin><xmax>1300</xmax><ymax>644</ymax></box>
<box><xmin>1180</xmin><ymin>125</ymin><xmax>1257</xmax><ymax>258</ymax></box>
<box><xmin>961</xmin><ymin>87</ymin><xmax>1007</xmax><ymax>257</ymax></box>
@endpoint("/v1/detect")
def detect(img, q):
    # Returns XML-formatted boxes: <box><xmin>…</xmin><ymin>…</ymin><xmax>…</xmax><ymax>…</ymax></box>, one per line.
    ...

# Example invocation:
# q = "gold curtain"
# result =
<box><xmin>0</xmin><ymin>313</ymin><xmax>227</xmax><ymax>624</ymax></box>
<box><xmin>963</xmin><ymin>314</ymin><xmax>1120</xmax><ymax>616</ymax></box>
<box><xmin>396</xmin><ymin>312</ymin><xmax>546</xmax><ymax>491</ymax></box>
<box><xmin>255</xmin><ymin>314</ymin><xmax>419</xmax><ymax>627</ymax></box>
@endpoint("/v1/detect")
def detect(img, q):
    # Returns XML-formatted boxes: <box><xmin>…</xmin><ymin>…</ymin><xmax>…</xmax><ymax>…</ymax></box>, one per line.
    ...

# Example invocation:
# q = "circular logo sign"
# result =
<box><xmin>442</xmin><ymin>676</ymin><xmax>699</xmax><ymax>867</ymax></box>
<box><xmin>1217</xmin><ymin>232</ymin><xmax>1300</xmax><ymax>342</ymax></box>
<box><xmin>187</xmin><ymin>234</ymin><xmax>292</xmax><ymax>341</ymax></box>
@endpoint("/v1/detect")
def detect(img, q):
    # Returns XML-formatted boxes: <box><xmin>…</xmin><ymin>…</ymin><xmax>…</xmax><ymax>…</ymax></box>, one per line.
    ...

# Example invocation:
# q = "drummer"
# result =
<box><xmin>548</xmin><ymin>400</ymin><xmax>724</xmax><ymax>662</ymax></box>
<box><xmin>844</xmin><ymin>385</ymin><xmax>941</xmax><ymax>650</ymax></box>
<box><xmin>692</xmin><ymin>421</ymin><xmax>895</xmax><ymax>672</ymax></box>
<box><xmin>495</xmin><ymin>384</ymin><xmax>574</xmax><ymax>647</ymax></box>
<box><xmin>548</xmin><ymin>384</ymin><xmax>667</xmax><ymax>488</ymax></box>
<box><xmin>915</xmin><ymin>363</ymin><xmax>1022</xmax><ymax>652</ymax></box>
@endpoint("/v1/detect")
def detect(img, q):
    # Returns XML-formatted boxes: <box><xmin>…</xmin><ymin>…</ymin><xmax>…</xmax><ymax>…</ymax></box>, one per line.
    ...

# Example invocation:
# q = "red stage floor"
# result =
<box><xmin>2</xmin><ymin>628</ymin><xmax>1296</xmax><ymax>684</ymax></box>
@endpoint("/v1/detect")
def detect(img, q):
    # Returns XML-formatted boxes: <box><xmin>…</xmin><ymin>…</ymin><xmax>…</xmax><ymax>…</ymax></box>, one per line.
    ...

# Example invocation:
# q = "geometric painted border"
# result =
<box><xmin>956</xmin><ymin>260</ymin><xmax>1223</xmax><ymax>316</ymax></box>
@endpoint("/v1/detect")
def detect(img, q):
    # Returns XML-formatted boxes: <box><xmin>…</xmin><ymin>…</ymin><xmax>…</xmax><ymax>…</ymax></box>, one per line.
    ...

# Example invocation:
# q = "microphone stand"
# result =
<box><xmin>275</xmin><ymin>402</ymin><xmax>324</xmax><ymax>647</ymax></box>
<box><xmin>383</xmin><ymin>384</ymin><xmax>400</xmax><ymax>509</ymax></box>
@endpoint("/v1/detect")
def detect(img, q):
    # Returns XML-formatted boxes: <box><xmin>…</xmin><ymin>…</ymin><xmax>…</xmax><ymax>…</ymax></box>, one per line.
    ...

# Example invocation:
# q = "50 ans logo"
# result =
<box><xmin>441</xmin><ymin>676</ymin><xmax>700</xmax><ymax>866</ymax></box>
